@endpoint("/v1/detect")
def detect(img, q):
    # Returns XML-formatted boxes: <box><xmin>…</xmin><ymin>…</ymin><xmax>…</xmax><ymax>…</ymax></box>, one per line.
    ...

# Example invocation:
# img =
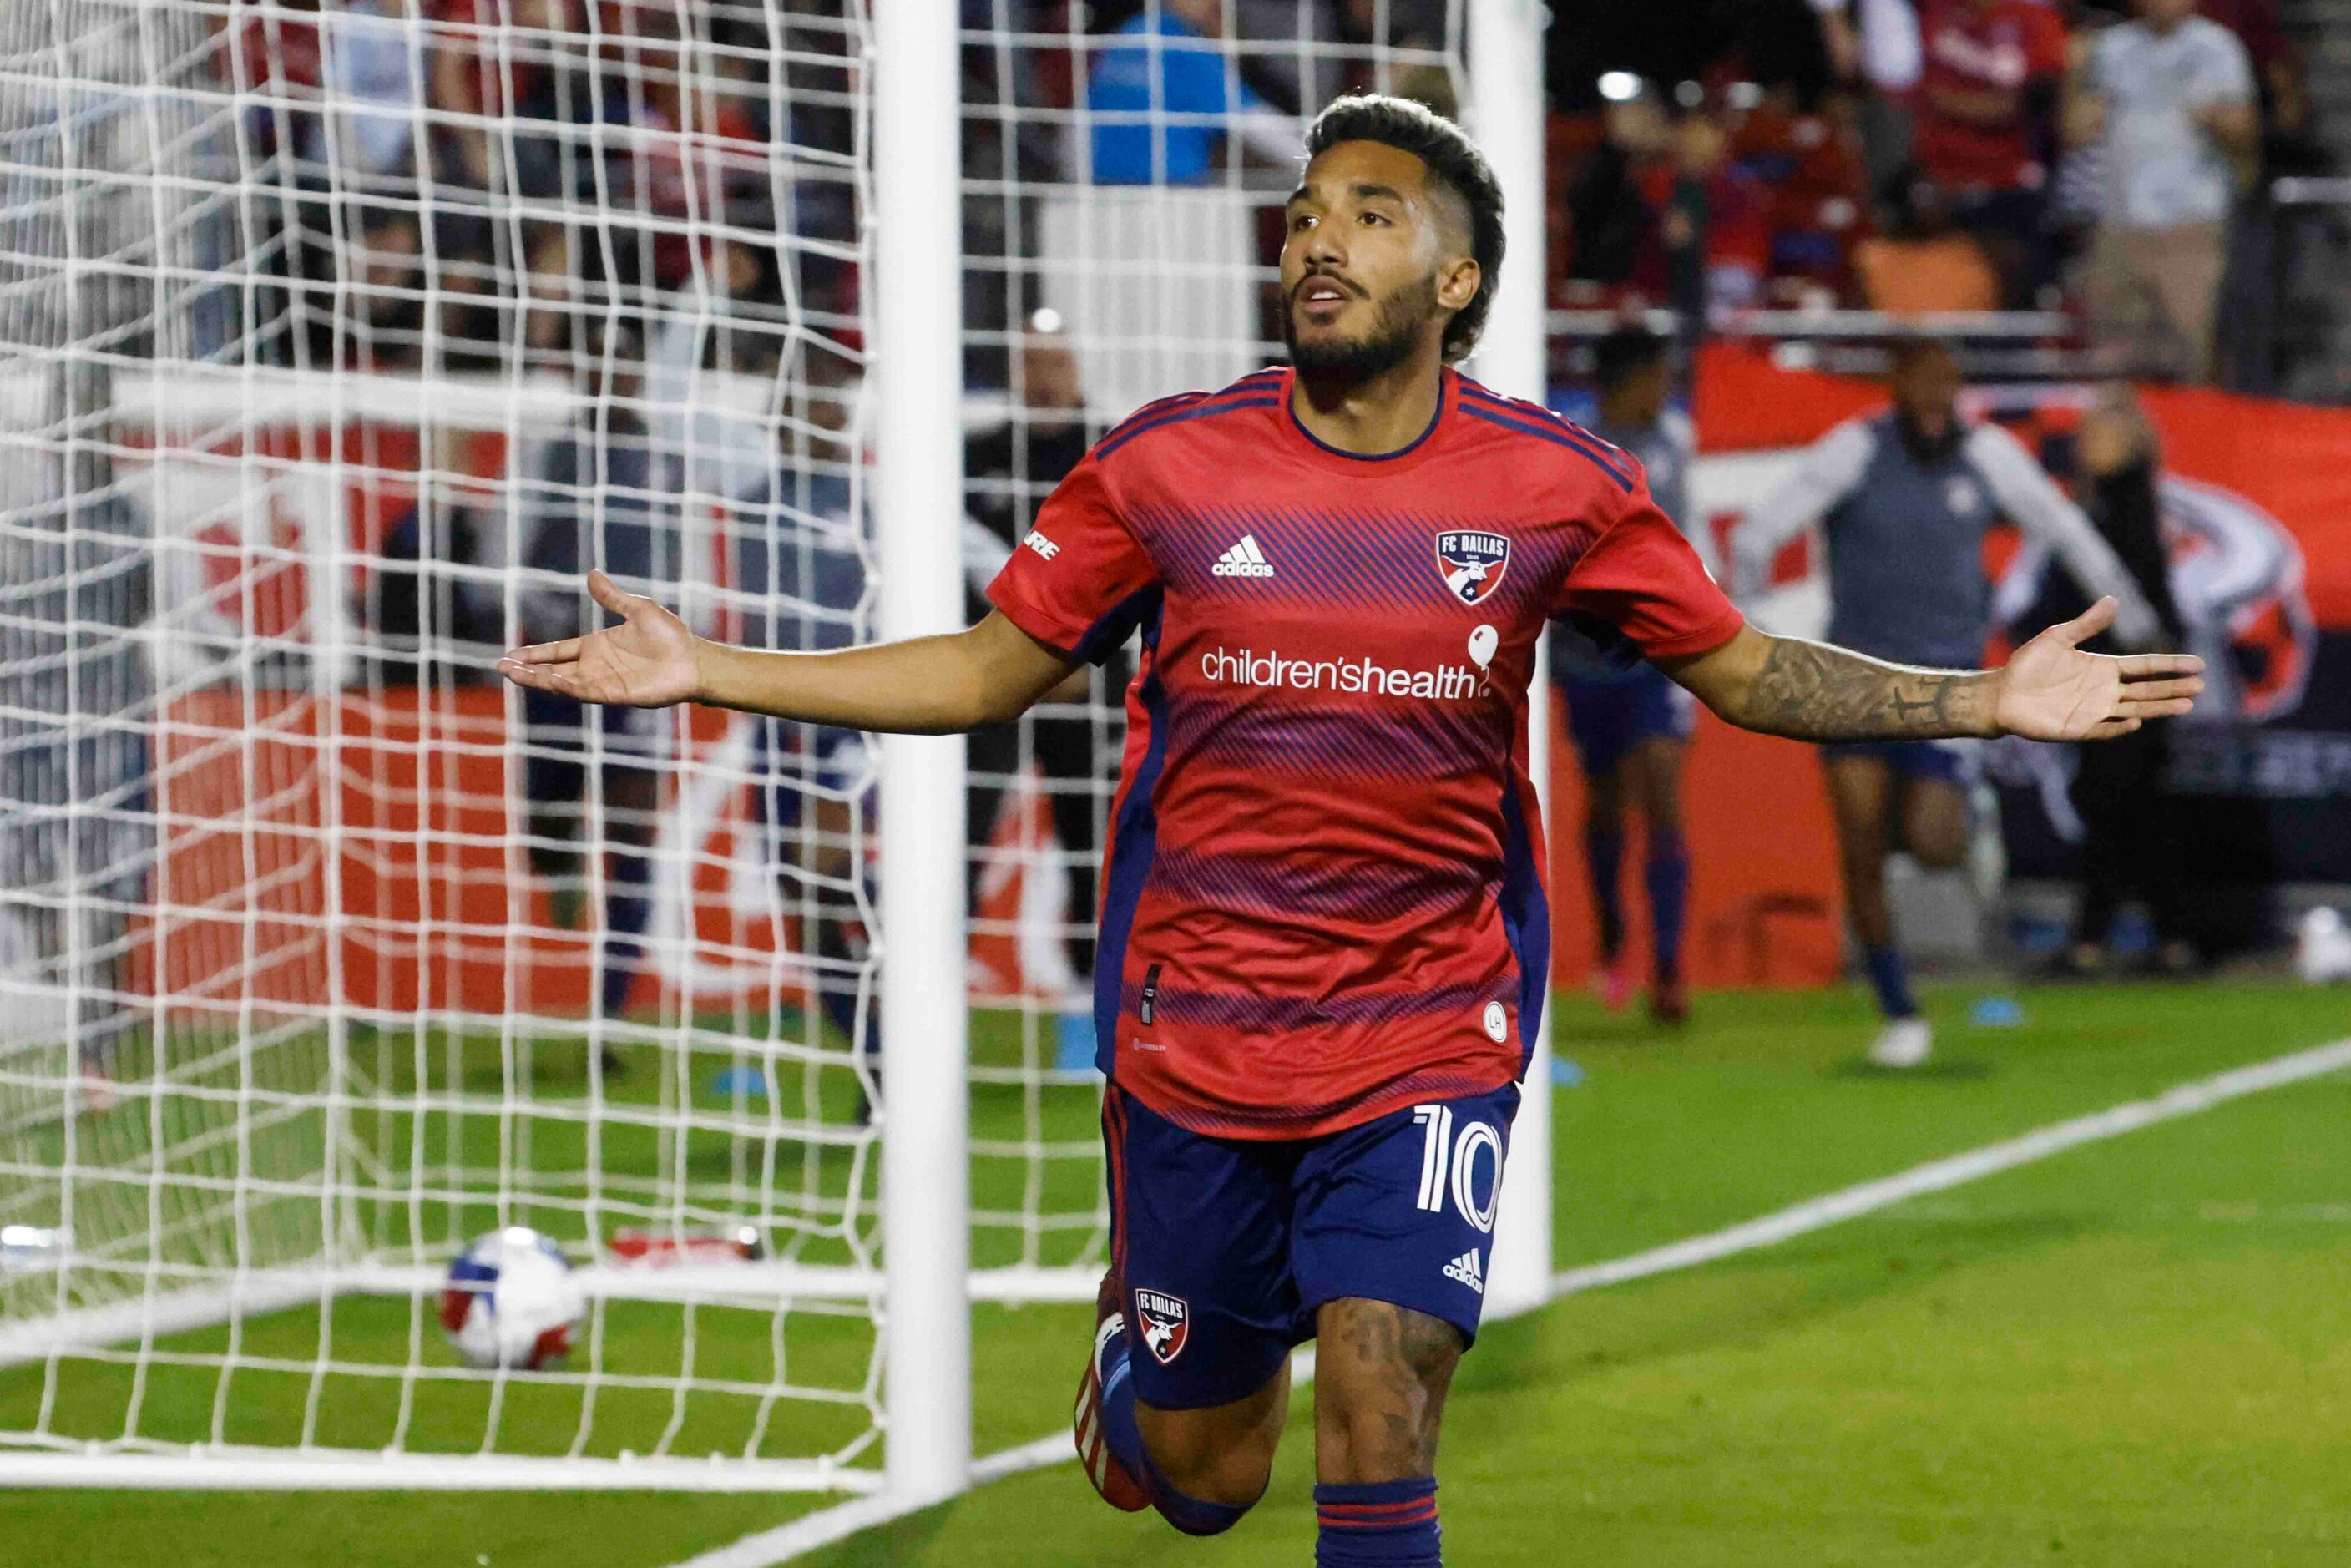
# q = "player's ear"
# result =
<box><xmin>1436</xmin><ymin>255</ymin><xmax>1480</xmax><ymax>314</ymax></box>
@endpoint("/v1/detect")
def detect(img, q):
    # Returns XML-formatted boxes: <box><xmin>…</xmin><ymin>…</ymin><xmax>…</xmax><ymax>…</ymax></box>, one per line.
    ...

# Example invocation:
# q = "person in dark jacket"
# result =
<box><xmin>2055</xmin><ymin>386</ymin><xmax>2196</xmax><ymax>973</ymax></box>
<box><xmin>962</xmin><ymin>325</ymin><xmax>1120</xmax><ymax>992</ymax></box>
<box><xmin>514</xmin><ymin>326</ymin><xmax>675</xmax><ymax>1034</ymax></box>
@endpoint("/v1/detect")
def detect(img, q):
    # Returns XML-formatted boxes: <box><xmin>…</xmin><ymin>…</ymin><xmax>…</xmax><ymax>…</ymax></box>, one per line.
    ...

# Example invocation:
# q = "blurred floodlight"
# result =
<box><xmin>1598</xmin><ymin>71</ymin><xmax>1641</xmax><ymax>103</ymax></box>
<box><xmin>1674</xmin><ymin>79</ymin><xmax>1706</xmax><ymax>109</ymax></box>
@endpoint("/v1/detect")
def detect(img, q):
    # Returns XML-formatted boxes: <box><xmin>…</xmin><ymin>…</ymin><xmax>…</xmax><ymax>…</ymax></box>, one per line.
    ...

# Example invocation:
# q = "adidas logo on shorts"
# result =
<box><xmin>1212</xmin><ymin>534</ymin><xmax>1274</xmax><ymax>578</ymax></box>
<box><xmin>1443</xmin><ymin>1249</ymin><xmax>1484</xmax><ymax>1294</ymax></box>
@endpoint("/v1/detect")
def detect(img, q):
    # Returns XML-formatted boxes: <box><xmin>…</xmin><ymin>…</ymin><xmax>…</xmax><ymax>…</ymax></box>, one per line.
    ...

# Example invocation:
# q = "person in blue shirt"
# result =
<box><xmin>1550</xmin><ymin>327</ymin><xmax>1706</xmax><ymax>1024</ymax></box>
<box><xmin>1086</xmin><ymin>0</ymin><xmax>1270</xmax><ymax>185</ymax></box>
<box><xmin>513</xmin><ymin>327</ymin><xmax>676</xmax><ymax>1054</ymax></box>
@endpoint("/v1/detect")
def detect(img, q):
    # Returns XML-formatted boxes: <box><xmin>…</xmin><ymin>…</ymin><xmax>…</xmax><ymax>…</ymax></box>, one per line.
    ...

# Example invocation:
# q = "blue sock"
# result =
<box><xmin>1585</xmin><ymin>827</ymin><xmax>1625</xmax><ymax>959</ymax></box>
<box><xmin>1095</xmin><ymin>1323</ymin><xmax>1151</xmax><ymax>1485</ymax></box>
<box><xmin>1315</xmin><ymin>1478</ymin><xmax>1441</xmax><ymax>1565</ymax></box>
<box><xmin>1098</xmin><ymin>1325</ymin><xmax>1253</xmax><ymax>1535</ymax></box>
<box><xmin>1644</xmin><ymin>826</ymin><xmax>1690</xmax><ymax>984</ymax></box>
<box><xmin>1863</xmin><ymin>943</ymin><xmax>1918</xmax><ymax>1019</ymax></box>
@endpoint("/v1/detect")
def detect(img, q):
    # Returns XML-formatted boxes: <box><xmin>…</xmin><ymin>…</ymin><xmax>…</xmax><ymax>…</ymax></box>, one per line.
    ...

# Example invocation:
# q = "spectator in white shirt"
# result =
<box><xmin>2065</xmin><ymin>0</ymin><xmax>2258</xmax><ymax>382</ymax></box>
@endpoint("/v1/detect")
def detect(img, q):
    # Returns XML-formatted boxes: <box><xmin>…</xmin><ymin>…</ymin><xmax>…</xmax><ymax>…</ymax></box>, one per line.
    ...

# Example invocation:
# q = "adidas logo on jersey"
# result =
<box><xmin>1443</xmin><ymin>1250</ymin><xmax>1484</xmax><ymax>1294</ymax></box>
<box><xmin>1212</xmin><ymin>534</ymin><xmax>1274</xmax><ymax>578</ymax></box>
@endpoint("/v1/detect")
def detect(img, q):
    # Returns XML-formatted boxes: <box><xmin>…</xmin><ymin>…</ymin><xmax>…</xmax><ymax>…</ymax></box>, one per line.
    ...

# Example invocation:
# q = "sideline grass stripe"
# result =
<box><xmin>673</xmin><ymin>1034</ymin><xmax>2351</xmax><ymax>1568</ymax></box>
<box><xmin>1548</xmin><ymin>1034</ymin><xmax>2351</xmax><ymax>1297</ymax></box>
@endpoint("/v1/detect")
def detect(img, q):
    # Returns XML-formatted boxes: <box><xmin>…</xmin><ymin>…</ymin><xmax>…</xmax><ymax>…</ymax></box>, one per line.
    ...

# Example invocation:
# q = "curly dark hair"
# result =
<box><xmin>1303</xmin><ymin>94</ymin><xmax>1505</xmax><ymax>365</ymax></box>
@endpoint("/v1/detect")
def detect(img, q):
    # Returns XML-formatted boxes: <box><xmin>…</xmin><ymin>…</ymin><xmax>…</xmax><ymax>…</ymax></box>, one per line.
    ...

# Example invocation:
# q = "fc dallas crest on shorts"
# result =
<box><xmin>1434</xmin><ymin>529</ymin><xmax>1513</xmax><ymax>604</ymax></box>
<box><xmin>1134</xmin><ymin>1287</ymin><xmax>1189</xmax><ymax>1365</ymax></box>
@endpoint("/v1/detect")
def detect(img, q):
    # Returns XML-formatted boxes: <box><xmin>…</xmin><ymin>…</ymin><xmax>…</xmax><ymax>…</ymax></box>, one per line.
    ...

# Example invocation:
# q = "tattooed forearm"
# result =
<box><xmin>1735</xmin><ymin>636</ymin><xmax>1997</xmax><ymax>742</ymax></box>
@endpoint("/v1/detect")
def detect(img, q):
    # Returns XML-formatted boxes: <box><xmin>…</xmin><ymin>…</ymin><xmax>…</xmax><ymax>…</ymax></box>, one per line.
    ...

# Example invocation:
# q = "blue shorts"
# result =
<box><xmin>1560</xmin><ymin>664</ymin><xmax>1695</xmax><ymax>776</ymax></box>
<box><xmin>1820</xmin><ymin>738</ymin><xmax>1979</xmax><ymax>787</ymax></box>
<box><xmin>1105</xmin><ymin>1080</ymin><xmax>1519</xmax><ymax>1411</ymax></box>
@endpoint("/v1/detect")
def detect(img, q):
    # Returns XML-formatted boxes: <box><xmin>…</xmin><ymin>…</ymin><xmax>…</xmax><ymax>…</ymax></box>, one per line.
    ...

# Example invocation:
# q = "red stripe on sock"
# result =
<box><xmin>1317</xmin><ymin>1502</ymin><xmax>1438</xmax><ymax>1529</ymax></box>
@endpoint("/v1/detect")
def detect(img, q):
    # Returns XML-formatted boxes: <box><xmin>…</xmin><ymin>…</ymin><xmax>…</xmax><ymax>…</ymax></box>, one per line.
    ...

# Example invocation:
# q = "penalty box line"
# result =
<box><xmin>675</xmin><ymin>1034</ymin><xmax>2351</xmax><ymax>1568</ymax></box>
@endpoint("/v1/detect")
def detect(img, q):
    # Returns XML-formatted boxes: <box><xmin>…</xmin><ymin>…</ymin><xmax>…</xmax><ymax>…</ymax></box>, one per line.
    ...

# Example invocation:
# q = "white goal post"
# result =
<box><xmin>0</xmin><ymin>0</ymin><xmax>1550</xmax><ymax>1498</ymax></box>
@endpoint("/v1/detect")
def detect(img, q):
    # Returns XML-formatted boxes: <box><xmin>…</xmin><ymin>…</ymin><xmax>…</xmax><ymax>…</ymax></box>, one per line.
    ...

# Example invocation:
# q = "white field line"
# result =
<box><xmin>672</xmin><ymin>1034</ymin><xmax>2351</xmax><ymax>1568</ymax></box>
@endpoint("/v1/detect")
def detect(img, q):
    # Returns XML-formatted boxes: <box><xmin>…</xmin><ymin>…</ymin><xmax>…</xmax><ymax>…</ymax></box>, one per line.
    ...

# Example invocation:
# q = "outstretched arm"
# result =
<box><xmin>1661</xmin><ymin>599</ymin><xmax>2203</xmax><ymax>743</ymax></box>
<box><xmin>498</xmin><ymin>570</ymin><xmax>1079</xmax><ymax>732</ymax></box>
<box><xmin>1729</xmin><ymin>419</ymin><xmax>1871</xmax><ymax>601</ymax></box>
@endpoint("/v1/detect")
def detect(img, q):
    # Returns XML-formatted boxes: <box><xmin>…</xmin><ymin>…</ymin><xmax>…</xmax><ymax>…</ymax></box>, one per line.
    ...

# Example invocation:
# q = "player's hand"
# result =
<box><xmin>497</xmin><ymin>571</ymin><xmax>701</xmax><ymax>708</ymax></box>
<box><xmin>1993</xmin><ymin>597</ymin><xmax>2204</xmax><ymax>741</ymax></box>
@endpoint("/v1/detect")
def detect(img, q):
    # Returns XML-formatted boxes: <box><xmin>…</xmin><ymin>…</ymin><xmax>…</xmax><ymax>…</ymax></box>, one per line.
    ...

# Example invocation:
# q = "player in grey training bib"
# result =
<box><xmin>1733</xmin><ymin>337</ymin><xmax>2161</xmax><ymax>1069</ymax></box>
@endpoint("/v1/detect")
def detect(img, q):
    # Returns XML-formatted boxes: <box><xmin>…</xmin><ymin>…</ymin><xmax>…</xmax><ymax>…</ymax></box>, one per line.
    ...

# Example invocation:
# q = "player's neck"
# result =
<box><xmin>1289</xmin><ymin>346</ymin><xmax>1446</xmax><ymax>458</ymax></box>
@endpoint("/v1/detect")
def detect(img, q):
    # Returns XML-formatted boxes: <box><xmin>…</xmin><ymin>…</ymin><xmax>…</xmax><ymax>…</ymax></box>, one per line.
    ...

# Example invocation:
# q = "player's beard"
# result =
<box><xmin>1283</xmin><ymin>271</ymin><xmax>1438</xmax><ymax>387</ymax></box>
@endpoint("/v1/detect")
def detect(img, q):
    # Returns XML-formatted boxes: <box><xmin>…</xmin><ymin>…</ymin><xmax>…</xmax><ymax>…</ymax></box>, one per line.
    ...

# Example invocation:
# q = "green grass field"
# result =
<box><xmin>4</xmin><ymin>979</ymin><xmax>2346</xmax><ymax>1567</ymax></box>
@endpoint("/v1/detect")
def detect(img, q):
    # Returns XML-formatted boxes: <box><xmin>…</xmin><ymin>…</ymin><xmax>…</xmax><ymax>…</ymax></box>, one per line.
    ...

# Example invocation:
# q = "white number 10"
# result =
<box><xmin>1411</xmin><ymin>1105</ymin><xmax>1503</xmax><ymax>1234</ymax></box>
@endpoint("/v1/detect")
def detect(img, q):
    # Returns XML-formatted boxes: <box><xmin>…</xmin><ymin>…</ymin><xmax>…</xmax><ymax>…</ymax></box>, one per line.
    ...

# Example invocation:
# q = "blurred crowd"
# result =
<box><xmin>221</xmin><ymin>0</ymin><xmax>832</xmax><ymax>381</ymax></box>
<box><xmin>206</xmin><ymin>0</ymin><xmax>2333</xmax><ymax>398</ymax></box>
<box><xmin>171</xmin><ymin>0</ymin><xmax>2338</xmax><ymax>1016</ymax></box>
<box><xmin>1553</xmin><ymin>0</ymin><xmax>2328</xmax><ymax>385</ymax></box>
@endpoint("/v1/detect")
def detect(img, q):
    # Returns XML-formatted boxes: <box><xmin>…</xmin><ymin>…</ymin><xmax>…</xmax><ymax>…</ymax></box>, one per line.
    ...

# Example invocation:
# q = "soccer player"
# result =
<box><xmin>1732</xmin><ymin>337</ymin><xmax>2165</xmax><ymax>1070</ymax></box>
<box><xmin>1550</xmin><ymin>326</ymin><xmax>1705</xmax><ymax>1024</ymax></box>
<box><xmin>499</xmin><ymin>97</ymin><xmax>2202</xmax><ymax>1565</ymax></box>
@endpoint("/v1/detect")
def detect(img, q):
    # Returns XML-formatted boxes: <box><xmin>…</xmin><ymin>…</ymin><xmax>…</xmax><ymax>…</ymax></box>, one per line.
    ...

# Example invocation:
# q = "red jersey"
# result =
<box><xmin>1911</xmin><ymin>0</ymin><xmax>2067</xmax><ymax>193</ymax></box>
<box><xmin>987</xmin><ymin>367</ymin><xmax>1741</xmax><ymax>1140</ymax></box>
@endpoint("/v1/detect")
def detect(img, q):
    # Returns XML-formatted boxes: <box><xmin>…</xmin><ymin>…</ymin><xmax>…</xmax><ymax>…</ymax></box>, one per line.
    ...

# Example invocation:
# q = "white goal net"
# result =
<box><xmin>0</xmin><ymin>0</ymin><xmax>1527</xmax><ymax>1496</ymax></box>
<box><xmin>1</xmin><ymin>0</ymin><xmax>886</xmax><ymax>1488</ymax></box>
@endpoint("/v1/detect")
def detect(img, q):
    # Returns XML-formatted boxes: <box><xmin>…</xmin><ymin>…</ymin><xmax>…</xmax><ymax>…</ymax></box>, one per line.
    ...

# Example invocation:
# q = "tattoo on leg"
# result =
<box><xmin>1322</xmin><ymin>1300</ymin><xmax>1464</xmax><ymax>1479</ymax></box>
<box><xmin>1743</xmin><ymin>638</ymin><xmax>1994</xmax><ymax>742</ymax></box>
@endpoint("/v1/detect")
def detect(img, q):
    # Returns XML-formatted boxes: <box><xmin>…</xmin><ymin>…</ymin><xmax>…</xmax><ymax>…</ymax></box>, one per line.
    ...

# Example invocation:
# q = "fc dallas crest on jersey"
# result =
<box><xmin>1434</xmin><ymin>529</ymin><xmax>1512</xmax><ymax>604</ymax></box>
<box><xmin>1134</xmin><ymin>1288</ymin><xmax>1189</xmax><ymax>1365</ymax></box>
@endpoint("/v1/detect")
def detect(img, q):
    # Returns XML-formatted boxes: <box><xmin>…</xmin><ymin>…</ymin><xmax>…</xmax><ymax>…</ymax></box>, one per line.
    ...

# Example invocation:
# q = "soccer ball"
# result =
<box><xmin>439</xmin><ymin>1227</ymin><xmax>586</xmax><ymax>1370</ymax></box>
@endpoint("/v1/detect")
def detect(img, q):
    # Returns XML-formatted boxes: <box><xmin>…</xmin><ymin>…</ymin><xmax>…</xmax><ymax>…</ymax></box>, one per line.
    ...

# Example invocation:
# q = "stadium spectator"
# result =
<box><xmin>308</xmin><ymin>0</ymin><xmax>426</xmax><ymax>187</ymax></box>
<box><xmin>346</xmin><ymin>206</ymin><xmax>427</xmax><ymax>371</ymax></box>
<box><xmin>513</xmin><ymin>322</ymin><xmax>675</xmax><ymax>1033</ymax></box>
<box><xmin>963</xmin><ymin>324</ymin><xmax>1120</xmax><ymax>993</ymax></box>
<box><xmin>2042</xmin><ymin>387</ymin><xmax>2197</xmax><ymax>975</ymax></box>
<box><xmin>588</xmin><ymin>3</ymin><xmax>769</xmax><ymax>294</ymax></box>
<box><xmin>1809</xmin><ymin>0</ymin><xmax>1925</xmax><ymax>195</ymax></box>
<box><xmin>2195</xmin><ymin>0</ymin><xmax>2304</xmax><ymax>150</ymax></box>
<box><xmin>1563</xmin><ymin>84</ymin><xmax>1678</xmax><ymax>294</ymax></box>
<box><xmin>1732</xmin><ymin>337</ymin><xmax>2161</xmax><ymax>1068</ymax></box>
<box><xmin>1083</xmin><ymin>0</ymin><xmax>1293</xmax><ymax>185</ymax></box>
<box><xmin>1565</xmin><ymin>89</ymin><xmax>1770</xmax><ymax>326</ymax></box>
<box><xmin>1907</xmin><ymin>0</ymin><xmax>2070</xmax><ymax>307</ymax></box>
<box><xmin>1550</xmin><ymin>326</ymin><xmax>1705</xmax><ymax>1023</ymax></box>
<box><xmin>422</xmin><ymin>0</ymin><xmax>586</xmax><ymax>235</ymax></box>
<box><xmin>1650</xmin><ymin>102</ymin><xmax>1774</xmax><ymax>323</ymax></box>
<box><xmin>646</xmin><ymin>235</ymin><xmax>787</xmax><ymax>510</ymax></box>
<box><xmin>1047</xmin><ymin>0</ymin><xmax>1293</xmax><ymax>416</ymax></box>
<box><xmin>517</xmin><ymin>220</ymin><xmax>594</xmax><ymax>371</ymax></box>
<box><xmin>1724</xmin><ymin>89</ymin><xmax>1873</xmax><ymax>304</ymax></box>
<box><xmin>2065</xmin><ymin>0</ymin><xmax>2257</xmax><ymax>382</ymax></box>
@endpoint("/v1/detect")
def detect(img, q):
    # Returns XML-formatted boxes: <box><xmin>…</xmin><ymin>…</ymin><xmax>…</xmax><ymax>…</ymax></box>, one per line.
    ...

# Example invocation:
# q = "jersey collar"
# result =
<box><xmin>1278</xmin><ymin>366</ymin><xmax>1454</xmax><ymax>473</ymax></box>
